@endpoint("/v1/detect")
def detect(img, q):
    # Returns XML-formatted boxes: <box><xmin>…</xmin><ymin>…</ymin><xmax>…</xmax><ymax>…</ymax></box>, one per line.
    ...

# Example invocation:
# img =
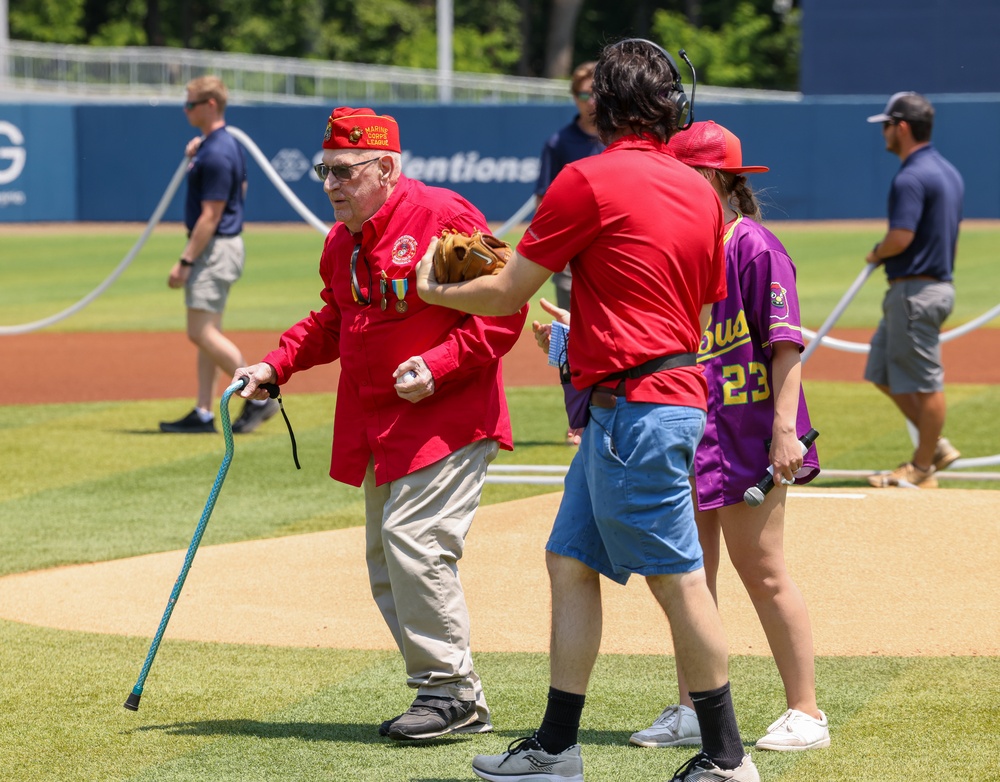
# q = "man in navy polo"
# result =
<box><xmin>160</xmin><ymin>75</ymin><xmax>279</xmax><ymax>435</ymax></box>
<box><xmin>864</xmin><ymin>92</ymin><xmax>964</xmax><ymax>488</ymax></box>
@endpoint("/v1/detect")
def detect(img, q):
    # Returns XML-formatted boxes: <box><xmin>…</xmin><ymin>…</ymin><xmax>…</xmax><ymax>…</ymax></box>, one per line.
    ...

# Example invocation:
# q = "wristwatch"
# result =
<box><xmin>179</xmin><ymin>257</ymin><xmax>194</xmax><ymax>267</ymax></box>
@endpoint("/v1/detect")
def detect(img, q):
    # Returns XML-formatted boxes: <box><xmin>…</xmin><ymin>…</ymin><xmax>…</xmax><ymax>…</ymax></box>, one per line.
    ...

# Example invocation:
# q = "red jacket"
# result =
<box><xmin>264</xmin><ymin>175</ymin><xmax>527</xmax><ymax>486</ymax></box>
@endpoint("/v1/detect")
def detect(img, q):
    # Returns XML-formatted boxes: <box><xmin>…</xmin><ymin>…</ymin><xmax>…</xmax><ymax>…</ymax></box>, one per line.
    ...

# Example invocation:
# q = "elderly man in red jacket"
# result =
<box><xmin>235</xmin><ymin>107</ymin><xmax>527</xmax><ymax>742</ymax></box>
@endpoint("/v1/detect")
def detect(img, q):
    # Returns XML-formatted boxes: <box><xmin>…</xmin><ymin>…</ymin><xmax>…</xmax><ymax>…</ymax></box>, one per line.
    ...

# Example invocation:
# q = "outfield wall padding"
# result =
<box><xmin>1</xmin><ymin>98</ymin><xmax>998</xmax><ymax>223</ymax></box>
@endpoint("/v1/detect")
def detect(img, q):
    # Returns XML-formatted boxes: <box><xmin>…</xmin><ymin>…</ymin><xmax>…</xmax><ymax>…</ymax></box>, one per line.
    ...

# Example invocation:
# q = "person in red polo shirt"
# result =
<box><xmin>417</xmin><ymin>40</ymin><xmax>759</xmax><ymax>782</ymax></box>
<box><xmin>234</xmin><ymin>107</ymin><xmax>527</xmax><ymax>742</ymax></box>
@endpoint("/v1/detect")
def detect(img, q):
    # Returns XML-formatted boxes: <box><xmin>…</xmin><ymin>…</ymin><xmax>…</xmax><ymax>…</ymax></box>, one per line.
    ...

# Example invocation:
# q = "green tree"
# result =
<box><xmin>651</xmin><ymin>2</ymin><xmax>800</xmax><ymax>89</ymax></box>
<box><xmin>9</xmin><ymin>0</ymin><xmax>87</xmax><ymax>43</ymax></box>
<box><xmin>85</xmin><ymin>0</ymin><xmax>148</xmax><ymax>46</ymax></box>
<box><xmin>7</xmin><ymin>0</ymin><xmax>797</xmax><ymax>88</ymax></box>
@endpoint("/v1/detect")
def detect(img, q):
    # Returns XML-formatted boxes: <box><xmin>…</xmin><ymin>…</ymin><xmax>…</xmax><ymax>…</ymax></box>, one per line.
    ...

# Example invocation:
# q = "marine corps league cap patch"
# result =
<box><xmin>322</xmin><ymin>107</ymin><xmax>401</xmax><ymax>152</ymax></box>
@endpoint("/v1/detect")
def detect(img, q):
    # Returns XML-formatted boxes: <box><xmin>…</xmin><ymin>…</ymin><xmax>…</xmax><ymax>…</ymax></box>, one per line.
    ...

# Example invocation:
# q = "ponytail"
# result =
<box><xmin>722</xmin><ymin>173</ymin><xmax>763</xmax><ymax>222</ymax></box>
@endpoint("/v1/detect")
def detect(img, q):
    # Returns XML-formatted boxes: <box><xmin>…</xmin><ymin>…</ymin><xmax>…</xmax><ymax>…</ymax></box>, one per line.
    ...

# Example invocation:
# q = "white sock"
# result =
<box><xmin>195</xmin><ymin>408</ymin><xmax>214</xmax><ymax>423</ymax></box>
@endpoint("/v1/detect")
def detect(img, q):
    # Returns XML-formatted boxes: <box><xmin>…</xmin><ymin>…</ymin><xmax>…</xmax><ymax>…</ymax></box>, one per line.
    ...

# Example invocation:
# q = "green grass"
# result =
<box><xmin>3</xmin><ymin>221</ymin><xmax>999</xmax><ymax>332</ymax></box>
<box><xmin>773</xmin><ymin>221</ymin><xmax>1000</xmax><ymax>329</ymax></box>
<box><xmin>1</xmin><ymin>223</ymin><xmax>998</xmax><ymax>780</ymax></box>
<box><xmin>1</xmin><ymin>621</ymin><xmax>996</xmax><ymax>781</ymax></box>
<box><xmin>2</xmin><ymin>382</ymin><xmax>996</xmax><ymax>578</ymax></box>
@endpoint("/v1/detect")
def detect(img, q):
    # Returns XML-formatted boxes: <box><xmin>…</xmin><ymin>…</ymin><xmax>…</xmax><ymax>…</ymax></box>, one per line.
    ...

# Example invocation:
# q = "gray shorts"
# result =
<box><xmin>185</xmin><ymin>235</ymin><xmax>245</xmax><ymax>313</ymax></box>
<box><xmin>864</xmin><ymin>279</ymin><xmax>954</xmax><ymax>394</ymax></box>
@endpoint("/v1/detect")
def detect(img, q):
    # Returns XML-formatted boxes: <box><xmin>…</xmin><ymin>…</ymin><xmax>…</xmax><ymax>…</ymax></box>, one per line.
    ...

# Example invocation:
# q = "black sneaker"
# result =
<box><xmin>232</xmin><ymin>398</ymin><xmax>280</xmax><ymax>434</ymax></box>
<box><xmin>159</xmin><ymin>409</ymin><xmax>216</xmax><ymax>434</ymax></box>
<box><xmin>380</xmin><ymin>710</ymin><xmax>492</xmax><ymax>737</ymax></box>
<box><xmin>378</xmin><ymin>715</ymin><xmax>401</xmax><ymax>737</ymax></box>
<box><xmin>386</xmin><ymin>695</ymin><xmax>477</xmax><ymax>741</ymax></box>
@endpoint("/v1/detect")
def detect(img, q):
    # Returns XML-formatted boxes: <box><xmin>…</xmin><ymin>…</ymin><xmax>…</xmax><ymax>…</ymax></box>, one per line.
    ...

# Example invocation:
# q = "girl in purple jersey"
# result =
<box><xmin>629</xmin><ymin>121</ymin><xmax>830</xmax><ymax>753</ymax></box>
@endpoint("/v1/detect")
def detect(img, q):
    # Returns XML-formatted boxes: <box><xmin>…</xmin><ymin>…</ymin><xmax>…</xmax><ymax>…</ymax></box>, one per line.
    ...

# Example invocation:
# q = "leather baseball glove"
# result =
<box><xmin>432</xmin><ymin>229</ymin><xmax>513</xmax><ymax>283</ymax></box>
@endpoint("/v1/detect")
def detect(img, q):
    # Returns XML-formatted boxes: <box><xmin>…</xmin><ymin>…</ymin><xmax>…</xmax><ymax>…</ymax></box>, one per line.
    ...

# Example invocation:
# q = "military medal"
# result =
<box><xmin>379</xmin><ymin>272</ymin><xmax>388</xmax><ymax>311</ymax></box>
<box><xmin>392</xmin><ymin>278</ymin><xmax>409</xmax><ymax>313</ymax></box>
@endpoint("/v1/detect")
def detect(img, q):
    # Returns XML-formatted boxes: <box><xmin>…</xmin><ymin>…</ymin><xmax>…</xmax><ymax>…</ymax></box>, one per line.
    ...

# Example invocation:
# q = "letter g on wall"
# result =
<box><xmin>0</xmin><ymin>121</ymin><xmax>27</xmax><ymax>186</ymax></box>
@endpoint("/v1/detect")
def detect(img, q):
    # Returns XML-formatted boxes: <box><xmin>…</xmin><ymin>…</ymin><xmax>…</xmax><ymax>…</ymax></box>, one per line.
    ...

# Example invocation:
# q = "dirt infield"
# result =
<box><xmin>0</xmin><ymin>488</ymin><xmax>997</xmax><ymax>656</ymax></box>
<box><xmin>2</xmin><ymin>326</ymin><xmax>998</xmax><ymax>405</ymax></box>
<box><xmin>1</xmin><ymin>327</ymin><xmax>997</xmax><ymax>657</ymax></box>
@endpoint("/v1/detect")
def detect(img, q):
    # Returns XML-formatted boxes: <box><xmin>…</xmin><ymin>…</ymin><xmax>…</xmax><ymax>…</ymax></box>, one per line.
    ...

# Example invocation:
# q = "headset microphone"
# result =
<box><xmin>677</xmin><ymin>50</ymin><xmax>697</xmax><ymax>130</ymax></box>
<box><xmin>602</xmin><ymin>38</ymin><xmax>696</xmax><ymax>131</ymax></box>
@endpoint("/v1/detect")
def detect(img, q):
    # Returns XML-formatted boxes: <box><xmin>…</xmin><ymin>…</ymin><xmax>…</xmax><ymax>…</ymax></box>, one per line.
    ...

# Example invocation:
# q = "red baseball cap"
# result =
<box><xmin>667</xmin><ymin>120</ymin><xmax>769</xmax><ymax>174</ymax></box>
<box><xmin>322</xmin><ymin>107</ymin><xmax>401</xmax><ymax>153</ymax></box>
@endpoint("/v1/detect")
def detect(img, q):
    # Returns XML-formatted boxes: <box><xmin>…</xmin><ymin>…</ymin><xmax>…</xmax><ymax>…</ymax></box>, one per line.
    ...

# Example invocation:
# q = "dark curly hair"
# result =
<box><xmin>593</xmin><ymin>39</ymin><xmax>682</xmax><ymax>145</ymax></box>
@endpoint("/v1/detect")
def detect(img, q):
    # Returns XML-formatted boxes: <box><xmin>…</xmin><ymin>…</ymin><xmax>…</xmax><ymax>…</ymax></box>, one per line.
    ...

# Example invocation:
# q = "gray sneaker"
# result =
<box><xmin>630</xmin><ymin>704</ymin><xmax>701</xmax><ymax>747</ymax></box>
<box><xmin>385</xmin><ymin>695</ymin><xmax>477</xmax><ymax>741</ymax></box>
<box><xmin>472</xmin><ymin>735</ymin><xmax>583</xmax><ymax>781</ymax></box>
<box><xmin>670</xmin><ymin>752</ymin><xmax>760</xmax><ymax>782</ymax></box>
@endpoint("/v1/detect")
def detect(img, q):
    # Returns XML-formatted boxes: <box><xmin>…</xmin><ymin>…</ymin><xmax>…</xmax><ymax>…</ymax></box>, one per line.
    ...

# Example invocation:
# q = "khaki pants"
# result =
<box><xmin>363</xmin><ymin>438</ymin><xmax>498</xmax><ymax>721</ymax></box>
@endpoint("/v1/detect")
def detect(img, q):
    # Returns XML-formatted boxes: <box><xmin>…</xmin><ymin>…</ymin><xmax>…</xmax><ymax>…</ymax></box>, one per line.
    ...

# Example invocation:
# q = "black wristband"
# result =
<box><xmin>179</xmin><ymin>257</ymin><xmax>194</xmax><ymax>267</ymax></box>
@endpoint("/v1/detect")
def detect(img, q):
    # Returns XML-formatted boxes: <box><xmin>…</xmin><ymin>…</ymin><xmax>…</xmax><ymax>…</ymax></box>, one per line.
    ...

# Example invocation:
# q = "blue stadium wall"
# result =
<box><xmin>801</xmin><ymin>0</ymin><xmax>1000</xmax><ymax>95</ymax></box>
<box><xmin>1</xmin><ymin>98</ymin><xmax>998</xmax><ymax>224</ymax></box>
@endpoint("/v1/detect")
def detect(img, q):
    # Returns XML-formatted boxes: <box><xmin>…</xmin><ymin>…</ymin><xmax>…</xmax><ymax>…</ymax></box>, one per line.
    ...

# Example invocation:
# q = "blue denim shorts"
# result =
<box><xmin>546</xmin><ymin>401</ymin><xmax>706</xmax><ymax>585</ymax></box>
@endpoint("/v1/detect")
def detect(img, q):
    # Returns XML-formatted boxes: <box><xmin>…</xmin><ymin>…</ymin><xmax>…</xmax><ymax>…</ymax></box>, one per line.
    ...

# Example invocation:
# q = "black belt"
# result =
<box><xmin>590</xmin><ymin>352</ymin><xmax>697</xmax><ymax>409</ymax></box>
<box><xmin>889</xmin><ymin>274</ymin><xmax>941</xmax><ymax>284</ymax></box>
<box><xmin>616</xmin><ymin>352</ymin><xmax>697</xmax><ymax>379</ymax></box>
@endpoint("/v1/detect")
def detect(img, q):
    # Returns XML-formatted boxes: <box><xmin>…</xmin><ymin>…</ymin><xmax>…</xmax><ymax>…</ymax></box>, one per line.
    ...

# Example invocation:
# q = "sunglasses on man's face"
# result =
<box><xmin>575</xmin><ymin>91</ymin><xmax>593</xmax><ymax>102</ymax></box>
<box><xmin>184</xmin><ymin>99</ymin><xmax>210</xmax><ymax>110</ymax></box>
<box><xmin>314</xmin><ymin>157</ymin><xmax>382</xmax><ymax>183</ymax></box>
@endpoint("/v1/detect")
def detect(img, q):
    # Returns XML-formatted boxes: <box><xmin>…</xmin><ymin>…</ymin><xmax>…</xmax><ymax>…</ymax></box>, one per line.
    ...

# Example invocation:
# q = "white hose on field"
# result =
<box><xmin>800</xmin><ymin>263</ymin><xmax>877</xmax><ymax>364</ymax></box>
<box><xmin>0</xmin><ymin>157</ymin><xmax>189</xmax><ymax>335</ymax></box>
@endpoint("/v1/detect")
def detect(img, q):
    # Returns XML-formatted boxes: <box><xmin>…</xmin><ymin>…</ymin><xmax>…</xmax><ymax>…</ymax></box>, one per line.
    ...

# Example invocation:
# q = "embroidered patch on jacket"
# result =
<box><xmin>391</xmin><ymin>235</ymin><xmax>419</xmax><ymax>265</ymax></box>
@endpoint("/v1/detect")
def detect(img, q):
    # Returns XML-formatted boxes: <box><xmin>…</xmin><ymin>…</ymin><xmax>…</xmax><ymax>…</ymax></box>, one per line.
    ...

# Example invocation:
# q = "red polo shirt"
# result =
<box><xmin>264</xmin><ymin>175</ymin><xmax>527</xmax><ymax>486</ymax></box>
<box><xmin>518</xmin><ymin>134</ymin><xmax>726</xmax><ymax>410</ymax></box>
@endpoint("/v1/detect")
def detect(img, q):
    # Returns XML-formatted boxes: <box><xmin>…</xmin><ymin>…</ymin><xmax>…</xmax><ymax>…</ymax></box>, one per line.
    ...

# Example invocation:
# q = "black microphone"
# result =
<box><xmin>743</xmin><ymin>428</ymin><xmax>820</xmax><ymax>508</ymax></box>
<box><xmin>678</xmin><ymin>50</ymin><xmax>697</xmax><ymax>129</ymax></box>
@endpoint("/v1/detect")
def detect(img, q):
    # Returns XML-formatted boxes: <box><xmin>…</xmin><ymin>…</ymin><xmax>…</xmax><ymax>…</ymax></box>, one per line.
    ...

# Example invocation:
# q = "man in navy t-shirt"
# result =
<box><xmin>160</xmin><ymin>75</ymin><xmax>279</xmax><ymax>435</ymax></box>
<box><xmin>863</xmin><ymin>92</ymin><xmax>964</xmax><ymax>488</ymax></box>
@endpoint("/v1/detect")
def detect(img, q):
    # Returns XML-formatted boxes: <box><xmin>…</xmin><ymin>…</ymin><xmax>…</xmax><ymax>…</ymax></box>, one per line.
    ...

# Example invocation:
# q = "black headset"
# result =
<box><xmin>598</xmin><ymin>38</ymin><xmax>697</xmax><ymax>130</ymax></box>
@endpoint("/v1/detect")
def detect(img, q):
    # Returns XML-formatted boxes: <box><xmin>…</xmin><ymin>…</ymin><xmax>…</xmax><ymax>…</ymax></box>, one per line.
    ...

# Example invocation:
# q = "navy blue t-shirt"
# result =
<box><xmin>884</xmin><ymin>144</ymin><xmax>963</xmax><ymax>282</ymax></box>
<box><xmin>184</xmin><ymin>127</ymin><xmax>247</xmax><ymax>236</ymax></box>
<box><xmin>534</xmin><ymin>115</ymin><xmax>605</xmax><ymax>197</ymax></box>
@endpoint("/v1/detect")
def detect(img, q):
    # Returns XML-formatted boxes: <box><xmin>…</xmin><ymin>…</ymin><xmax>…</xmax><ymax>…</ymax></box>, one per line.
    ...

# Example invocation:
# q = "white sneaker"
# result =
<box><xmin>472</xmin><ymin>735</ymin><xmax>583</xmax><ymax>781</ymax></box>
<box><xmin>754</xmin><ymin>708</ymin><xmax>830</xmax><ymax>751</ymax></box>
<box><xmin>629</xmin><ymin>704</ymin><xmax>701</xmax><ymax>747</ymax></box>
<box><xmin>670</xmin><ymin>752</ymin><xmax>760</xmax><ymax>782</ymax></box>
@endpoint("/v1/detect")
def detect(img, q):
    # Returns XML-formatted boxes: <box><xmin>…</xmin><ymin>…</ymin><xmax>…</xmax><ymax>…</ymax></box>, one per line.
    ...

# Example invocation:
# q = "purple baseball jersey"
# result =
<box><xmin>694</xmin><ymin>215</ymin><xmax>820</xmax><ymax>510</ymax></box>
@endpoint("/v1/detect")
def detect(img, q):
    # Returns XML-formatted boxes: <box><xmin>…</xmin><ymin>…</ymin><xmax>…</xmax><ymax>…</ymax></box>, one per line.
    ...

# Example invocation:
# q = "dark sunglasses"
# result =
<box><xmin>314</xmin><ymin>157</ymin><xmax>382</xmax><ymax>183</ymax></box>
<box><xmin>184</xmin><ymin>99</ymin><xmax>210</xmax><ymax>110</ymax></box>
<box><xmin>350</xmin><ymin>244</ymin><xmax>371</xmax><ymax>306</ymax></box>
<box><xmin>575</xmin><ymin>91</ymin><xmax>593</xmax><ymax>101</ymax></box>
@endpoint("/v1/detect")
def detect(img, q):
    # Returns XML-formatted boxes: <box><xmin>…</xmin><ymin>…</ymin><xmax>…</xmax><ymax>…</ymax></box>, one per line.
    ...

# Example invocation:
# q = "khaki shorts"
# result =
<box><xmin>864</xmin><ymin>279</ymin><xmax>954</xmax><ymax>394</ymax></box>
<box><xmin>185</xmin><ymin>235</ymin><xmax>245</xmax><ymax>313</ymax></box>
